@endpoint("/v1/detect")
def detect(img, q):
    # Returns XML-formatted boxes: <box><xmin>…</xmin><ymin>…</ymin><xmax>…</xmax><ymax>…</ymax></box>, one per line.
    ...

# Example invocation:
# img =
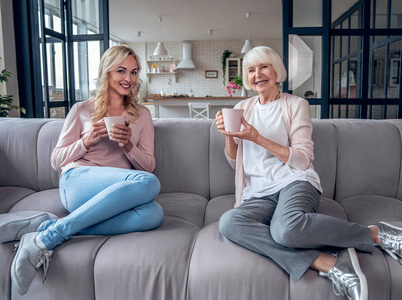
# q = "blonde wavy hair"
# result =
<box><xmin>91</xmin><ymin>45</ymin><xmax>142</xmax><ymax>123</ymax></box>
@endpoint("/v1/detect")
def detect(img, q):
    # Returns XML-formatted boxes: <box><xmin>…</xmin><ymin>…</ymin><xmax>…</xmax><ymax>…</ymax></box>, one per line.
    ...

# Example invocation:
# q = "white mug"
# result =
<box><xmin>104</xmin><ymin>116</ymin><xmax>126</xmax><ymax>140</ymax></box>
<box><xmin>222</xmin><ymin>108</ymin><xmax>244</xmax><ymax>133</ymax></box>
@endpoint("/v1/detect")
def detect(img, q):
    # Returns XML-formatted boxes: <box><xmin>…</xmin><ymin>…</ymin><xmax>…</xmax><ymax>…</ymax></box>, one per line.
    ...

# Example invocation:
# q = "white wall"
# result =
<box><xmin>0</xmin><ymin>0</ymin><xmax>19</xmax><ymax>117</ymax></box>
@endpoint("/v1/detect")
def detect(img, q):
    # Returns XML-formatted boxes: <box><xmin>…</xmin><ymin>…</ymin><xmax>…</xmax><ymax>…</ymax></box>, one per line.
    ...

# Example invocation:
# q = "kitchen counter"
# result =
<box><xmin>142</xmin><ymin>96</ymin><xmax>248</xmax><ymax>118</ymax></box>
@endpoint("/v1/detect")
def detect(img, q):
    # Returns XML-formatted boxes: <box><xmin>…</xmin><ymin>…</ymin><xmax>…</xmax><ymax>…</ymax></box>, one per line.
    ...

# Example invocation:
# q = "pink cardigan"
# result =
<box><xmin>225</xmin><ymin>93</ymin><xmax>317</xmax><ymax>207</ymax></box>
<box><xmin>51</xmin><ymin>99</ymin><xmax>155</xmax><ymax>175</ymax></box>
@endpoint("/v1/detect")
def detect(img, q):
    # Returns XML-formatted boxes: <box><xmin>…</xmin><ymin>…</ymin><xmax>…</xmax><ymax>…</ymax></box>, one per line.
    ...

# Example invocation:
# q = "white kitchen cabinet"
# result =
<box><xmin>226</xmin><ymin>58</ymin><xmax>242</xmax><ymax>85</ymax></box>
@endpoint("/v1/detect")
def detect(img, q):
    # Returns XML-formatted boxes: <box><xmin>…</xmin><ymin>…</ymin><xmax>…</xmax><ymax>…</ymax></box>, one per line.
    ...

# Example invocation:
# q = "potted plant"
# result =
<box><xmin>226</xmin><ymin>75</ymin><xmax>242</xmax><ymax>97</ymax></box>
<box><xmin>0</xmin><ymin>66</ymin><xmax>25</xmax><ymax>117</ymax></box>
<box><xmin>221</xmin><ymin>50</ymin><xmax>232</xmax><ymax>86</ymax></box>
<box><xmin>225</xmin><ymin>75</ymin><xmax>247</xmax><ymax>97</ymax></box>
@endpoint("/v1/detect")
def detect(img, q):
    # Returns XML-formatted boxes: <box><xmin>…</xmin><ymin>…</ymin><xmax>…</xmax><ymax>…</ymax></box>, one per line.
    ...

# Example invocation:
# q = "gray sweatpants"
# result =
<box><xmin>219</xmin><ymin>180</ymin><xmax>374</xmax><ymax>281</ymax></box>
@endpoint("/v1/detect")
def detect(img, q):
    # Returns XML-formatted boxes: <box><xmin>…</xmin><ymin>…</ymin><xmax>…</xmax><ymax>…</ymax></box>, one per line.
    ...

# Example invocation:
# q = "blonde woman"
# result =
<box><xmin>5</xmin><ymin>46</ymin><xmax>164</xmax><ymax>295</ymax></box>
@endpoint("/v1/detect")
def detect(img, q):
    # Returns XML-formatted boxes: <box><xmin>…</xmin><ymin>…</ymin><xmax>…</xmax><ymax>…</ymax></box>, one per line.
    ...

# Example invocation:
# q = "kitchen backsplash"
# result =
<box><xmin>142</xmin><ymin>39</ymin><xmax>282</xmax><ymax>98</ymax></box>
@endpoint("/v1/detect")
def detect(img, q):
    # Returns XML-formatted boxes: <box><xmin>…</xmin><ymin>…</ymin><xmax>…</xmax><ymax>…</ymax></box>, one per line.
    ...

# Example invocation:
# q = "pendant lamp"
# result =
<box><xmin>153</xmin><ymin>16</ymin><xmax>168</xmax><ymax>57</ymax></box>
<box><xmin>241</xmin><ymin>13</ymin><xmax>253</xmax><ymax>54</ymax></box>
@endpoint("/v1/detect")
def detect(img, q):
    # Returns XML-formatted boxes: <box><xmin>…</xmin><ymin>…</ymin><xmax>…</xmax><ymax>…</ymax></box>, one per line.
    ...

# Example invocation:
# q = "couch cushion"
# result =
<box><xmin>331</xmin><ymin>119</ymin><xmax>401</xmax><ymax>200</ymax></box>
<box><xmin>153</xmin><ymin>118</ymin><xmax>211</xmax><ymax>199</ymax></box>
<box><xmin>155</xmin><ymin>192</ymin><xmax>207</xmax><ymax>228</ymax></box>
<box><xmin>0</xmin><ymin>187</ymin><xmax>35</xmax><ymax>213</ymax></box>
<box><xmin>338</xmin><ymin>195</ymin><xmax>402</xmax><ymax>226</ymax></box>
<box><xmin>311</xmin><ymin>119</ymin><xmax>337</xmax><ymax>199</ymax></box>
<box><xmin>209</xmin><ymin>122</ymin><xmax>235</xmax><ymax>199</ymax></box>
<box><xmin>0</xmin><ymin>242</ymin><xmax>15</xmax><ymax>298</ymax></box>
<box><xmin>188</xmin><ymin>222</ymin><xmax>289</xmax><ymax>300</ymax></box>
<box><xmin>10</xmin><ymin>235</ymin><xmax>109</xmax><ymax>300</ymax></box>
<box><xmin>385</xmin><ymin>253</ymin><xmax>402</xmax><ymax>299</ymax></box>
<box><xmin>386</xmin><ymin>119</ymin><xmax>402</xmax><ymax>201</ymax></box>
<box><xmin>37</xmin><ymin>120</ymin><xmax>64</xmax><ymax>190</ymax></box>
<box><xmin>9</xmin><ymin>189</ymin><xmax>69</xmax><ymax>218</ymax></box>
<box><xmin>317</xmin><ymin>197</ymin><xmax>348</xmax><ymax>220</ymax></box>
<box><xmin>290</xmin><ymin>249</ymin><xmax>390</xmax><ymax>300</ymax></box>
<box><xmin>94</xmin><ymin>216</ymin><xmax>199</xmax><ymax>300</ymax></box>
<box><xmin>0</xmin><ymin>118</ymin><xmax>51</xmax><ymax>190</ymax></box>
<box><xmin>204</xmin><ymin>194</ymin><xmax>235</xmax><ymax>226</ymax></box>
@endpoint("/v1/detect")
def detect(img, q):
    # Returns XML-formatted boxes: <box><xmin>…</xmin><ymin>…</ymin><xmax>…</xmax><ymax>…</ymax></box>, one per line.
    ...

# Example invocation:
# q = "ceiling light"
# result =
<box><xmin>153</xmin><ymin>16</ymin><xmax>168</xmax><ymax>57</ymax></box>
<box><xmin>241</xmin><ymin>13</ymin><xmax>253</xmax><ymax>54</ymax></box>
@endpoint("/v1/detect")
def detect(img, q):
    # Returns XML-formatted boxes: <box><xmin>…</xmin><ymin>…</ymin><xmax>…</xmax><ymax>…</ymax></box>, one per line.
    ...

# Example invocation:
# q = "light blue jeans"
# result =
<box><xmin>38</xmin><ymin>166</ymin><xmax>164</xmax><ymax>250</ymax></box>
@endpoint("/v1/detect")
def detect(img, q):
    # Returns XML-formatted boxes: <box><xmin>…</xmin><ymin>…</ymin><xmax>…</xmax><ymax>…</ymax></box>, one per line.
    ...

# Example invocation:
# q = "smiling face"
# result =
<box><xmin>247</xmin><ymin>63</ymin><xmax>278</xmax><ymax>95</ymax></box>
<box><xmin>108</xmin><ymin>55</ymin><xmax>139</xmax><ymax>100</ymax></box>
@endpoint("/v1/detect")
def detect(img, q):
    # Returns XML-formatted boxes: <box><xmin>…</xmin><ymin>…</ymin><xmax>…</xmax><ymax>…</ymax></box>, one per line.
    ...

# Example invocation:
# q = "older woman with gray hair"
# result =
<box><xmin>215</xmin><ymin>46</ymin><xmax>401</xmax><ymax>300</ymax></box>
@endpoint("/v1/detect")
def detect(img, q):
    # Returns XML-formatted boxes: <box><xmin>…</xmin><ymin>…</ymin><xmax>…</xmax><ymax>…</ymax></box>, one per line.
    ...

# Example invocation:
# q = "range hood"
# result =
<box><xmin>176</xmin><ymin>42</ymin><xmax>196</xmax><ymax>69</ymax></box>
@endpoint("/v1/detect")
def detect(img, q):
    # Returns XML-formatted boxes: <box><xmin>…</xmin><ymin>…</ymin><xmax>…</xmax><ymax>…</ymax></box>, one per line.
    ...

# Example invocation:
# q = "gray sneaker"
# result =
<box><xmin>0</xmin><ymin>211</ymin><xmax>51</xmax><ymax>243</ymax></box>
<box><xmin>374</xmin><ymin>222</ymin><xmax>402</xmax><ymax>261</ymax></box>
<box><xmin>319</xmin><ymin>248</ymin><xmax>368</xmax><ymax>300</ymax></box>
<box><xmin>11</xmin><ymin>232</ymin><xmax>53</xmax><ymax>295</ymax></box>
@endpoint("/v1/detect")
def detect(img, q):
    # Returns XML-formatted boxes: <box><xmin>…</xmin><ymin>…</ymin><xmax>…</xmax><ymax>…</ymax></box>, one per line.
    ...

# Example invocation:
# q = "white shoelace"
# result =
<box><xmin>327</xmin><ymin>268</ymin><xmax>359</xmax><ymax>297</ymax></box>
<box><xmin>379</xmin><ymin>233</ymin><xmax>402</xmax><ymax>264</ymax></box>
<box><xmin>35</xmin><ymin>250</ymin><xmax>53</xmax><ymax>283</ymax></box>
<box><xmin>14</xmin><ymin>241</ymin><xmax>53</xmax><ymax>283</ymax></box>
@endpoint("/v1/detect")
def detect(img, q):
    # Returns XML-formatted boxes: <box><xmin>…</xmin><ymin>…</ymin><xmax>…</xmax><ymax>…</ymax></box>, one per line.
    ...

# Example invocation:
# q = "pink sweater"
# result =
<box><xmin>225</xmin><ymin>93</ymin><xmax>318</xmax><ymax>207</ymax></box>
<box><xmin>51</xmin><ymin>99</ymin><xmax>155</xmax><ymax>175</ymax></box>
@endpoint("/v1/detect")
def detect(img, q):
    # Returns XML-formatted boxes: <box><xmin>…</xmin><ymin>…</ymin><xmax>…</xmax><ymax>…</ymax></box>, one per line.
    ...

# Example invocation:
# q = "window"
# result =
<box><xmin>331</xmin><ymin>0</ymin><xmax>401</xmax><ymax>119</ymax></box>
<box><xmin>14</xmin><ymin>0</ymin><xmax>109</xmax><ymax>118</ymax></box>
<box><xmin>283</xmin><ymin>0</ymin><xmax>402</xmax><ymax>119</ymax></box>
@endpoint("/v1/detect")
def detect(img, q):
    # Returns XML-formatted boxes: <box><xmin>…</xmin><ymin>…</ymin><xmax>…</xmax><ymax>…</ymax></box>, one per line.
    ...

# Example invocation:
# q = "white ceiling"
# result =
<box><xmin>109</xmin><ymin>0</ymin><xmax>398</xmax><ymax>44</ymax></box>
<box><xmin>109</xmin><ymin>0</ymin><xmax>283</xmax><ymax>42</ymax></box>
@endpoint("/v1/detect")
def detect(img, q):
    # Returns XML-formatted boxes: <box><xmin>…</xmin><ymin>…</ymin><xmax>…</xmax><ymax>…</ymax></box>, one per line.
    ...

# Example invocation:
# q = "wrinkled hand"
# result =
<box><xmin>109</xmin><ymin>121</ymin><xmax>133</xmax><ymax>152</ymax></box>
<box><xmin>215</xmin><ymin>110</ymin><xmax>226</xmax><ymax>133</ymax></box>
<box><xmin>221</xmin><ymin>117</ymin><xmax>260</xmax><ymax>143</ymax></box>
<box><xmin>83</xmin><ymin>119</ymin><xmax>108</xmax><ymax>149</ymax></box>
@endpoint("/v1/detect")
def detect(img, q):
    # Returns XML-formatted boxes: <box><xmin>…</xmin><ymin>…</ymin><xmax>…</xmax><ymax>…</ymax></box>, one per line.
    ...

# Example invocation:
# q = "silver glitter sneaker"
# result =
<box><xmin>319</xmin><ymin>248</ymin><xmax>368</xmax><ymax>300</ymax></box>
<box><xmin>11</xmin><ymin>232</ymin><xmax>53</xmax><ymax>295</ymax></box>
<box><xmin>374</xmin><ymin>222</ymin><xmax>402</xmax><ymax>261</ymax></box>
<box><xmin>0</xmin><ymin>211</ymin><xmax>51</xmax><ymax>243</ymax></box>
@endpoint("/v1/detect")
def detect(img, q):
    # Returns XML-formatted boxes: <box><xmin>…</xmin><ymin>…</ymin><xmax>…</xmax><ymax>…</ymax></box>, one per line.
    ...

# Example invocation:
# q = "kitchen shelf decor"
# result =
<box><xmin>146</xmin><ymin>59</ymin><xmax>178</xmax><ymax>83</ymax></box>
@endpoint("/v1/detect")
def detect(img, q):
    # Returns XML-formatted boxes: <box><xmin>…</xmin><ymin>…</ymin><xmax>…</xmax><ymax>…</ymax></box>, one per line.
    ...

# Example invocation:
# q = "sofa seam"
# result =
<box><xmin>184</xmin><ymin>227</ymin><xmax>200</xmax><ymax>300</ymax></box>
<box><xmin>327</xmin><ymin>120</ymin><xmax>339</xmax><ymax>202</ymax></box>
<box><xmin>36</xmin><ymin>119</ymin><xmax>55</xmax><ymax>192</ymax></box>
<box><xmin>92</xmin><ymin>236</ymin><xmax>114</xmax><ymax>300</ymax></box>
<box><xmin>390</xmin><ymin>122</ymin><xmax>402</xmax><ymax>200</ymax></box>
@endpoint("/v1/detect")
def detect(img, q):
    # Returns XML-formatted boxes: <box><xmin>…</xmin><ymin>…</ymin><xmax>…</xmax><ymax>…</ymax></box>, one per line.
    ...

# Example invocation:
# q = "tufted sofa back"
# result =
<box><xmin>1</xmin><ymin>118</ymin><xmax>402</xmax><ymax>203</ymax></box>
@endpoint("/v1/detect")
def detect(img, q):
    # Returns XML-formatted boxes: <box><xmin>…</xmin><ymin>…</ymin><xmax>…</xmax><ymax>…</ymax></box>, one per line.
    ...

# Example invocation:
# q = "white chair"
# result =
<box><xmin>188</xmin><ymin>102</ymin><xmax>211</xmax><ymax>119</ymax></box>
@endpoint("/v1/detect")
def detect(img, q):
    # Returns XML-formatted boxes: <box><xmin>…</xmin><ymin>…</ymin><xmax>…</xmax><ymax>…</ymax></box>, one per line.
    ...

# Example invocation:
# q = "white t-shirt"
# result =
<box><xmin>242</xmin><ymin>99</ymin><xmax>322</xmax><ymax>201</ymax></box>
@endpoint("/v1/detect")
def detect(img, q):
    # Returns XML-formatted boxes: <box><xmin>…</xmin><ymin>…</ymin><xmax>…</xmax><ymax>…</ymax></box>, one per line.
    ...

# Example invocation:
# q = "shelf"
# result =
<box><xmin>146</xmin><ymin>72</ymin><xmax>177</xmax><ymax>83</ymax></box>
<box><xmin>146</xmin><ymin>59</ymin><xmax>177</xmax><ymax>63</ymax></box>
<box><xmin>147</xmin><ymin>72</ymin><xmax>177</xmax><ymax>75</ymax></box>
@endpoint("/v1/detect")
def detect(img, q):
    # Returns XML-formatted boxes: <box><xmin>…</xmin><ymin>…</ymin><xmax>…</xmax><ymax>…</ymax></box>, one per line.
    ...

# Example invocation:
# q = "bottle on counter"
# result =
<box><xmin>189</xmin><ymin>88</ymin><xmax>194</xmax><ymax>97</ymax></box>
<box><xmin>160</xmin><ymin>88</ymin><xmax>165</xmax><ymax>97</ymax></box>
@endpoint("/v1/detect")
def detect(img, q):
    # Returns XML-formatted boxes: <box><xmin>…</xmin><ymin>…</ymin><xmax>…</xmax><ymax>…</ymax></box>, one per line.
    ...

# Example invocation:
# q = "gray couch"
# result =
<box><xmin>0</xmin><ymin>117</ymin><xmax>402</xmax><ymax>300</ymax></box>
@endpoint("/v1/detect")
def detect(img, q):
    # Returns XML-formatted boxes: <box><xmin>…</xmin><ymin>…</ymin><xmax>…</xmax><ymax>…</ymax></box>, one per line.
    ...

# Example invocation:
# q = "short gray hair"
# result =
<box><xmin>242</xmin><ymin>46</ymin><xmax>287</xmax><ymax>90</ymax></box>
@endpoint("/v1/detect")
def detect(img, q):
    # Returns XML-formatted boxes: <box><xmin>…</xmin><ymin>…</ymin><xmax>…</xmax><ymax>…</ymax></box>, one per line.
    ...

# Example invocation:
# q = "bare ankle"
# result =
<box><xmin>368</xmin><ymin>225</ymin><xmax>379</xmax><ymax>244</ymax></box>
<box><xmin>310</xmin><ymin>253</ymin><xmax>336</xmax><ymax>274</ymax></box>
